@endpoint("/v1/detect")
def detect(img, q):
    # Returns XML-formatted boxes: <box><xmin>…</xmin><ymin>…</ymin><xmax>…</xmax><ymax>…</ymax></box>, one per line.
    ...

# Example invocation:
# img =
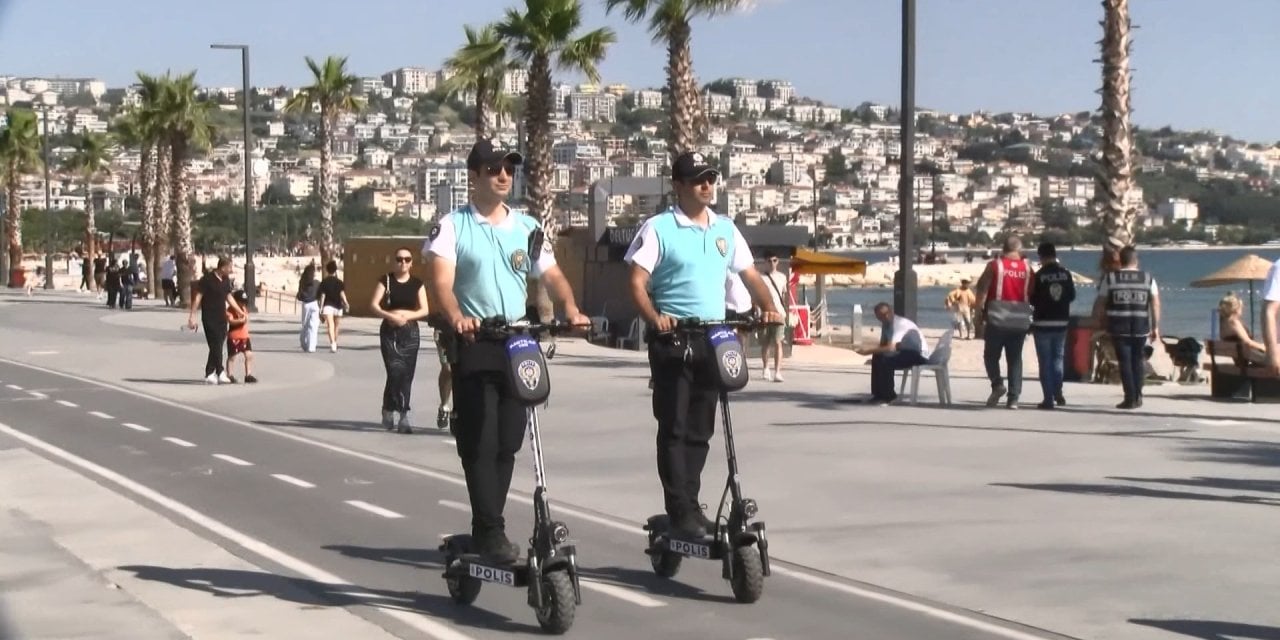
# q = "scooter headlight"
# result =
<box><xmin>552</xmin><ymin>521</ymin><xmax>570</xmax><ymax>544</ymax></box>
<box><xmin>742</xmin><ymin>499</ymin><xmax>758</xmax><ymax>519</ymax></box>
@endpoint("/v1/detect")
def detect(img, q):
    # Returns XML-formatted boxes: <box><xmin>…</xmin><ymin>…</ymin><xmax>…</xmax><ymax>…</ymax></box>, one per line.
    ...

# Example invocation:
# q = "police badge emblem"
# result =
<box><xmin>517</xmin><ymin>359</ymin><xmax>541</xmax><ymax>390</ymax></box>
<box><xmin>510</xmin><ymin>249</ymin><xmax>528</xmax><ymax>271</ymax></box>
<box><xmin>722</xmin><ymin>349</ymin><xmax>742</xmax><ymax>378</ymax></box>
<box><xmin>428</xmin><ymin>224</ymin><xmax>441</xmax><ymax>241</ymax></box>
<box><xmin>715</xmin><ymin>237</ymin><xmax>727</xmax><ymax>257</ymax></box>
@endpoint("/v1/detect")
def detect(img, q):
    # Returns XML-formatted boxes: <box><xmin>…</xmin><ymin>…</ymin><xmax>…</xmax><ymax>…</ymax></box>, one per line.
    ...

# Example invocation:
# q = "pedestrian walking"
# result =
<box><xmin>161</xmin><ymin>255</ymin><xmax>177</xmax><ymax>307</ymax></box>
<box><xmin>1091</xmin><ymin>245</ymin><xmax>1161</xmax><ymax>409</ymax></box>
<box><xmin>371</xmin><ymin>248</ymin><xmax>430</xmax><ymax>433</ymax></box>
<box><xmin>316</xmin><ymin>260</ymin><xmax>349</xmax><ymax>353</ymax></box>
<box><xmin>104</xmin><ymin>261</ymin><xmax>122</xmax><ymax>308</ymax></box>
<box><xmin>79</xmin><ymin>255</ymin><xmax>91</xmax><ymax>292</ymax></box>
<box><xmin>1028</xmin><ymin>242</ymin><xmax>1075</xmax><ymax>409</ymax></box>
<box><xmin>119</xmin><ymin>259</ymin><xmax>137</xmax><ymax>310</ymax></box>
<box><xmin>93</xmin><ymin>254</ymin><xmax>107</xmax><ymax>298</ymax></box>
<box><xmin>187</xmin><ymin>257</ymin><xmax>241</xmax><ymax>384</ymax></box>
<box><xmin>225</xmin><ymin>289</ymin><xmax>257</xmax><ymax>384</ymax></box>
<box><xmin>944</xmin><ymin>279</ymin><xmax>976</xmax><ymax>340</ymax></box>
<box><xmin>296</xmin><ymin>263</ymin><xmax>320</xmax><ymax>353</ymax></box>
<box><xmin>975</xmin><ymin>236</ymin><xmax>1033</xmax><ymax>409</ymax></box>
<box><xmin>756</xmin><ymin>251</ymin><xmax>789</xmax><ymax>382</ymax></box>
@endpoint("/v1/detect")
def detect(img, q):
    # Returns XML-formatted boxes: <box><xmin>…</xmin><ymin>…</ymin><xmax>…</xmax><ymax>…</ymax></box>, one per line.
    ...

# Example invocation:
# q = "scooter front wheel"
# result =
<box><xmin>534</xmin><ymin>569</ymin><xmax>576</xmax><ymax>634</ymax></box>
<box><xmin>729</xmin><ymin>546</ymin><xmax>764</xmax><ymax>603</ymax></box>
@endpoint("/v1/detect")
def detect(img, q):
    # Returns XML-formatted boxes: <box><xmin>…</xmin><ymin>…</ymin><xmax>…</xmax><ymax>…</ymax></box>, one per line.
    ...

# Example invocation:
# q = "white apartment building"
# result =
<box><xmin>730</xmin><ymin>78</ymin><xmax>757</xmax><ymax>99</ymax></box>
<box><xmin>504</xmin><ymin>68</ymin><xmax>529</xmax><ymax>95</ymax></box>
<box><xmin>360</xmin><ymin>77</ymin><xmax>386</xmax><ymax>94</ymax></box>
<box><xmin>629</xmin><ymin>90</ymin><xmax>663</xmax><ymax>110</ymax></box>
<box><xmin>274</xmin><ymin>173</ymin><xmax>315</xmax><ymax>200</ymax></box>
<box><xmin>1156</xmin><ymin>197</ymin><xmax>1199</xmax><ymax>227</ymax></box>
<box><xmin>574</xmin><ymin>160</ymin><xmax>615</xmax><ymax>186</ymax></box>
<box><xmin>735</xmin><ymin>95</ymin><xmax>767</xmax><ymax>116</ymax></box>
<box><xmin>621</xmin><ymin>157</ymin><xmax>663</xmax><ymax>178</ymax></box>
<box><xmin>703</xmin><ymin>91</ymin><xmax>732</xmax><ymax>116</ymax></box>
<box><xmin>553</xmin><ymin>141</ymin><xmax>603</xmax><ymax>165</ymax></box>
<box><xmin>383</xmin><ymin>67</ymin><xmax>437</xmax><ymax>95</ymax></box>
<box><xmin>758</xmin><ymin>80</ymin><xmax>794</xmax><ymax>103</ymax></box>
<box><xmin>435</xmin><ymin>182</ymin><xmax>469</xmax><ymax>216</ymax></box>
<box><xmin>567</xmin><ymin>92</ymin><xmax>617</xmax><ymax>122</ymax></box>
<box><xmin>718</xmin><ymin>187</ymin><xmax>752</xmax><ymax>218</ymax></box>
<box><xmin>720</xmin><ymin>150</ymin><xmax>774</xmax><ymax>179</ymax></box>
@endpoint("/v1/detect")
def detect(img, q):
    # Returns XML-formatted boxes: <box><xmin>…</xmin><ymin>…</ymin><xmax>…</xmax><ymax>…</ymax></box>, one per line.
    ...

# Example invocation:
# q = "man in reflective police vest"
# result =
<box><xmin>1091</xmin><ymin>245</ymin><xmax>1161</xmax><ymax>410</ymax></box>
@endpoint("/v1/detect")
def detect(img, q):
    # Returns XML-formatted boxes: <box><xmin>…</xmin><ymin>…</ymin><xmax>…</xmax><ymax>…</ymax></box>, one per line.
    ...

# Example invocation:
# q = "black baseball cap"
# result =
<box><xmin>466</xmin><ymin>139</ymin><xmax>523</xmax><ymax>171</ymax></box>
<box><xmin>671</xmin><ymin>151</ymin><xmax>719</xmax><ymax>182</ymax></box>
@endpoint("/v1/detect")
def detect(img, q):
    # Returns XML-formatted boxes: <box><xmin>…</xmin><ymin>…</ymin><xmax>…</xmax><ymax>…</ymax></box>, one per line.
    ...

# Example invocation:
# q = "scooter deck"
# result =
<box><xmin>444</xmin><ymin>555</ymin><xmax>530</xmax><ymax>588</ymax></box>
<box><xmin>644</xmin><ymin>516</ymin><xmax>726</xmax><ymax>560</ymax></box>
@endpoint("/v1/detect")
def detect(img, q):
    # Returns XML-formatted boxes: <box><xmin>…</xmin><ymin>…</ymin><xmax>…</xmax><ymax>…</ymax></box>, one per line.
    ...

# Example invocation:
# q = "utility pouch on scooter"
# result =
<box><xmin>505</xmin><ymin>334</ymin><xmax>551</xmax><ymax>405</ymax></box>
<box><xmin>705</xmin><ymin>325</ymin><xmax>748</xmax><ymax>392</ymax></box>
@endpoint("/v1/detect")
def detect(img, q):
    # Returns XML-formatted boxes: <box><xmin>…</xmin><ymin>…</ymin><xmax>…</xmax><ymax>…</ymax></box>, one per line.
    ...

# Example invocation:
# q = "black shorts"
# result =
<box><xmin>161</xmin><ymin>279</ymin><xmax>176</xmax><ymax>292</ymax></box>
<box><xmin>227</xmin><ymin>337</ymin><xmax>253</xmax><ymax>355</ymax></box>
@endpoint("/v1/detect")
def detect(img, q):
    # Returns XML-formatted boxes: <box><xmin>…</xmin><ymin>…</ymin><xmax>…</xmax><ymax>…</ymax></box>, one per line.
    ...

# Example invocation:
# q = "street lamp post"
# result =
<box><xmin>38</xmin><ymin>103</ymin><xmax>54</xmax><ymax>289</ymax></box>
<box><xmin>893</xmin><ymin>0</ymin><xmax>918</xmax><ymax>321</ymax></box>
<box><xmin>211</xmin><ymin>43</ymin><xmax>257</xmax><ymax>311</ymax></box>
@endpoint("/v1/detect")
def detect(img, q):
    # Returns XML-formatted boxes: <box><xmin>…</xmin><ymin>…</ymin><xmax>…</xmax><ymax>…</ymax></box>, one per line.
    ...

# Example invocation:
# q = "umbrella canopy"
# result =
<box><xmin>1190</xmin><ymin>254</ymin><xmax>1276</xmax><ymax>288</ymax></box>
<box><xmin>789</xmin><ymin>248</ymin><xmax>867</xmax><ymax>276</ymax></box>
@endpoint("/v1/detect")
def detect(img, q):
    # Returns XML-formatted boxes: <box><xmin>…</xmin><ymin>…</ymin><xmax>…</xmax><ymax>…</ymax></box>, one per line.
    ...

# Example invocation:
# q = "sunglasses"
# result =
<box><xmin>395</xmin><ymin>256</ymin><xmax>413</xmax><ymax>263</ymax></box>
<box><xmin>484</xmin><ymin>163</ymin><xmax>515</xmax><ymax>177</ymax></box>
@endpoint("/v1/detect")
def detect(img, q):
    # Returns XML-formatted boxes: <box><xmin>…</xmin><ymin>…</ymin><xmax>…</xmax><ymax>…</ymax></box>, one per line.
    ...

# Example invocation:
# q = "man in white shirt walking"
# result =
<box><xmin>757</xmin><ymin>251</ymin><xmax>789</xmax><ymax>382</ymax></box>
<box><xmin>160</xmin><ymin>255</ymin><xmax>178</xmax><ymax>307</ymax></box>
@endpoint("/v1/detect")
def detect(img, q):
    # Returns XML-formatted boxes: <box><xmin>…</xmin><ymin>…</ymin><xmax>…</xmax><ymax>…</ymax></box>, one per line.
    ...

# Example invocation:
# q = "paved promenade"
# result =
<box><xmin>0</xmin><ymin>289</ymin><xmax>1277</xmax><ymax>639</ymax></box>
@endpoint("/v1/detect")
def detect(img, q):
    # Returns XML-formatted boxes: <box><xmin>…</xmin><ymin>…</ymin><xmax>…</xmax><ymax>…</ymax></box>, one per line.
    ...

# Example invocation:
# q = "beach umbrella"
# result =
<box><xmin>1189</xmin><ymin>254</ymin><xmax>1277</xmax><ymax>334</ymax></box>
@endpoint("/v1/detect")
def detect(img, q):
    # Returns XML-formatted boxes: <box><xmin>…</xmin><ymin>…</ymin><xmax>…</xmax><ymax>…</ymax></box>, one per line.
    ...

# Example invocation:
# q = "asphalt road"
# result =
<box><xmin>0</xmin><ymin>295</ymin><xmax>1071</xmax><ymax>640</ymax></box>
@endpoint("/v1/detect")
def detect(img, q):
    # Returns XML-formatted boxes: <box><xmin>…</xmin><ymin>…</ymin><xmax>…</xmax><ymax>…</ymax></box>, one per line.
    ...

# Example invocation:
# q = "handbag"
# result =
<box><xmin>985</xmin><ymin>260</ymin><xmax>1033</xmax><ymax>331</ymax></box>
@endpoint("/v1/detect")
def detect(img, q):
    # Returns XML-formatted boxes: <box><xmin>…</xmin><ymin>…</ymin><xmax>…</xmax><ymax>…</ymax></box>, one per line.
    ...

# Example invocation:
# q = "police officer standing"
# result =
<box><xmin>424</xmin><ymin>139</ymin><xmax>590</xmax><ymax>563</ymax></box>
<box><xmin>624</xmin><ymin>151</ymin><xmax>782</xmax><ymax>540</ymax></box>
<box><xmin>1091</xmin><ymin>245</ymin><xmax>1161</xmax><ymax>409</ymax></box>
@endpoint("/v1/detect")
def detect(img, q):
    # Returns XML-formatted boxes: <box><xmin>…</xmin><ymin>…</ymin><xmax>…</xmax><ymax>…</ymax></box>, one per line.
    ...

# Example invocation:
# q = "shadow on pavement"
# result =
<box><xmin>991</xmin><ymin>481</ymin><xmax>1280</xmax><ymax>508</ymax></box>
<box><xmin>1130</xmin><ymin>618</ymin><xmax>1280</xmax><ymax>639</ymax></box>
<box><xmin>124</xmin><ymin>377</ymin><xmax>209</xmax><ymax>386</ymax></box>
<box><xmin>255</xmin><ymin>418</ymin><xmax>452</xmax><ymax>436</ymax></box>
<box><xmin>1110</xmin><ymin>475</ymin><xmax>1280</xmax><ymax>494</ymax></box>
<box><xmin>576</xmin><ymin>565</ymin><xmax>736</xmax><ymax>604</ymax></box>
<box><xmin>117</xmin><ymin>564</ymin><xmax>535</xmax><ymax>634</ymax></box>
<box><xmin>1181</xmin><ymin>442</ymin><xmax>1280</xmax><ymax>468</ymax></box>
<box><xmin>323</xmin><ymin>544</ymin><xmax>444</xmax><ymax>571</ymax></box>
<box><xmin>773</xmin><ymin>417</ymin><xmax>1198</xmax><ymax>441</ymax></box>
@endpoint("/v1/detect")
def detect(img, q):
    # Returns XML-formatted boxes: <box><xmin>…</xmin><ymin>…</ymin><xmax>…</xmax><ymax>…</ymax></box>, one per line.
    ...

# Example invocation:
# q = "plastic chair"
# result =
<box><xmin>588</xmin><ymin>316</ymin><xmax>610</xmax><ymax>344</ymax></box>
<box><xmin>616</xmin><ymin>317</ymin><xmax>645</xmax><ymax>350</ymax></box>
<box><xmin>898</xmin><ymin>329</ymin><xmax>954</xmax><ymax>405</ymax></box>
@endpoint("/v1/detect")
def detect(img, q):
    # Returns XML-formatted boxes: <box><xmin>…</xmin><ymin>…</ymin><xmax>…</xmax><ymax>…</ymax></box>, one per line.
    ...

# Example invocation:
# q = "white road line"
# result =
<box><xmin>1195</xmin><ymin>418</ymin><xmax>1244</xmax><ymax>426</ymax></box>
<box><xmin>579</xmin><ymin>579</ymin><xmax>665</xmax><ymax>608</ymax></box>
<box><xmin>55</xmin><ymin>400</ymin><xmax>78</xmax><ymax>408</ymax></box>
<box><xmin>88</xmin><ymin>411</ymin><xmax>114</xmax><ymax>419</ymax></box>
<box><xmin>27</xmin><ymin>350</ymin><xmax>59</xmax><ymax>355</ymax></box>
<box><xmin>212</xmin><ymin>454</ymin><xmax>253</xmax><ymax>466</ymax></box>
<box><xmin>0</xmin><ymin>357</ymin><xmax>1063</xmax><ymax>639</ymax></box>
<box><xmin>438</xmin><ymin>499</ymin><xmax>469</xmax><ymax>512</ymax></box>
<box><xmin>121</xmin><ymin>423</ymin><xmax>151</xmax><ymax>432</ymax></box>
<box><xmin>26</xmin><ymin>391</ymin><xmax>47</xmax><ymax>399</ymax></box>
<box><xmin>163</xmin><ymin>437</ymin><xmax>196</xmax><ymax>448</ymax></box>
<box><xmin>6</xmin><ymin>384</ymin><xmax>23</xmax><ymax>390</ymax></box>
<box><xmin>271</xmin><ymin>474</ymin><xmax>315</xmax><ymax>489</ymax></box>
<box><xmin>0</xmin><ymin>421</ymin><xmax>473</xmax><ymax>640</ymax></box>
<box><xmin>346</xmin><ymin>500</ymin><xmax>404</xmax><ymax>519</ymax></box>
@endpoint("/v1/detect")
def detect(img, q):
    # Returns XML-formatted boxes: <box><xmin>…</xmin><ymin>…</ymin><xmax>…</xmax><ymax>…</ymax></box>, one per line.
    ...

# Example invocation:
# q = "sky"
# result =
<box><xmin>0</xmin><ymin>0</ymin><xmax>1276</xmax><ymax>143</ymax></box>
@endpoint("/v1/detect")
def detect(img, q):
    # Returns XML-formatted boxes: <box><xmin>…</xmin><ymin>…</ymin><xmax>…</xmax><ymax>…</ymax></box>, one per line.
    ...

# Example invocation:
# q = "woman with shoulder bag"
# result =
<box><xmin>296</xmin><ymin>263</ymin><xmax>321</xmax><ymax>352</ymax></box>
<box><xmin>371</xmin><ymin>248</ymin><xmax>430</xmax><ymax>433</ymax></box>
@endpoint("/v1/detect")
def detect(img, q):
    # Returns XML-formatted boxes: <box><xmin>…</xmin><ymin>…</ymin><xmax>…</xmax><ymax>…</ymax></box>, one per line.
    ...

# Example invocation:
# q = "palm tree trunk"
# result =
<box><xmin>523</xmin><ymin>53</ymin><xmax>557</xmax><ymax>321</ymax></box>
<box><xmin>1097</xmin><ymin>0</ymin><xmax>1135</xmax><ymax>248</ymax></box>
<box><xmin>4</xmin><ymin>163</ymin><xmax>20</xmax><ymax>284</ymax></box>
<box><xmin>155</xmin><ymin>141</ymin><xmax>172</xmax><ymax>262</ymax></box>
<box><xmin>667</xmin><ymin>21</ymin><xmax>703</xmax><ymax>158</ymax></box>
<box><xmin>170</xmin><ymin>139</ymin><xmax>195</xmax><ymax>307</ymax></box>
<box><xmin>475</xmin><ymin>81</ymin><xmax>490</xmax><ymax>141</ymax></box>
<box><xmin>84</xmin><ymin>176</ymin><xmax>97</xmax><ymax>285</ymax></box>
<box><xmin>138</xmin><ymin>143</ymin><xmax>160</xmax><ymax>292</ymax></box>
<box><xmin>318</xmin><ymin>113</ymin><xmax>336</xmax><ymax>265</ymax></box>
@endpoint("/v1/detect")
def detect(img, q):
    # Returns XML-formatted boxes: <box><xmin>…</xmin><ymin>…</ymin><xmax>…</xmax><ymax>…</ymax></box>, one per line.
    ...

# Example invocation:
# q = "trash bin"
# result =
<box><xmin>1064</xmin><ymin>315</ymin><xmax>1096</xmax><ymax>382</ymax></box>
<box><xmin>8</xmin><ymin>268</ymin><xmax>25</xmax><ymax>288</ymax></box>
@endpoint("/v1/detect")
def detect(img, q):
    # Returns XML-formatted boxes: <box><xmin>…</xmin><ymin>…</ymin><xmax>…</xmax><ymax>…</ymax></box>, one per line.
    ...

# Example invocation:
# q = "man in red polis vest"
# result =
<box><xmin>974</xmin><ymin>236</ymin><xmax>1034</xmax><ymax>409</ymax></box>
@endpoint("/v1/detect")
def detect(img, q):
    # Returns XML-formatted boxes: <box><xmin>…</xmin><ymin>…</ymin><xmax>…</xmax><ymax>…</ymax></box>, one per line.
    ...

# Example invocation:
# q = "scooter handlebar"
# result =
<box><xmin>475</xmin><ymin>317</ymin><xmax>588</xmax><ymax>340</ymax></box>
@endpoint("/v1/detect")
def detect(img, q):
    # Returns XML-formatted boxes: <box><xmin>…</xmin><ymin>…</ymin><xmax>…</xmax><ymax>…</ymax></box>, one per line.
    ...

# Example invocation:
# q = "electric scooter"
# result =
<box><xmin>439</xmin><ymin>317</ymin><xmax>582</xmax><ymax>634</ymax></box>
<box><xmin>643</xmin><ymin>318</ymin><xmax>772</xmax><ymax>604</ymax></box>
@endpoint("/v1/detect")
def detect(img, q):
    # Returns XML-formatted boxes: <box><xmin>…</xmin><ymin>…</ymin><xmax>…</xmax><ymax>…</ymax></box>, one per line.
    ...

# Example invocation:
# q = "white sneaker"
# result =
<box><xmin>205</xmin><ymin>373</ymin><xmax>219</xmax><ymax>385</ymax></box>
<box><xmin>772</xmin><ymin>371</ymin><xmax>784</xmax><ymax>382</ymax></box>
<box><xmin>330</xmin><ymin>343</ymin><xmax>338</xmax><ymax>353</ymax></box>
<box><xmin>763</xmin><ymin>369</ymin><xmax>774</xmax><ymax>382</ymax></box>
<box><xmin>218</xmin><ymin>372</ymin><xmax>232</xmax><ymax>384</ymax></box>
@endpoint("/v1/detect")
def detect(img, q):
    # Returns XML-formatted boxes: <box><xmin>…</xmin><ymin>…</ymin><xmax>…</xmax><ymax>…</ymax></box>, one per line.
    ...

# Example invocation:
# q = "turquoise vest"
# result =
<box><xmin>648</xmin><ymin>210</ymin><xmax>737</xmax><ymax>321</ymax></box>
<box><xmin>451</xmin><ymin>206</ymin><xmax>539</xmax><ymax>322</ymax></box>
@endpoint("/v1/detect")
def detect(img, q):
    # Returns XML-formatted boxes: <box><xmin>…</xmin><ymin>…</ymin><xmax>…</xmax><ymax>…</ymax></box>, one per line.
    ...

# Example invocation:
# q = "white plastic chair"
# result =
<box><xmin>898</xmin><ymin>329</ymin><xmax>954</xmax><ymax>405</ymax></box>
<box><xmin>588</xmin><ymin>316</ymin><xmax>610</xmax><ymax>344</ymax></box>
<box><xmin>616</xmin><ymin>317</ymin><xmax>645</xmax><ymax>350</ymax></box>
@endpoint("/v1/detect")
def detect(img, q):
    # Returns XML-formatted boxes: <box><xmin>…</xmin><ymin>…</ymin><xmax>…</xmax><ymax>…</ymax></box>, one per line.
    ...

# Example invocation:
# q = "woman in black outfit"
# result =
<box><xmin>371</xmin><ymin>247</ymin><xmax>430</xmax><ymax>433</ymax></box>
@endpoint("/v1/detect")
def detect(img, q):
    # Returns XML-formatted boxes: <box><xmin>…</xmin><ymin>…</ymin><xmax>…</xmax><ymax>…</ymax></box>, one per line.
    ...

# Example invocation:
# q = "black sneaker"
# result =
<box><xmin>436</xmin><ymin>407</ymin><xmax>450</xmax><ymax>430</ymax></box>
<box><xmin>1036</xmin><ymin>401</ymin><xmax>1054</xmax><ymax>410</ymax></box>
<box><xmin>1116</xmin><ymin>400</ymin><xmax>1135</xmax><ymax>410</ymax></box>
<box><xmin>225</xmin><ymin>374</ymin><xmax>239</xmax><ymax>384</ymax></box>
<box><xmin>693</xmin><ymin>507</ymin><xmax>716</xmax><ymax>533</ymax></box>
<box><xmin>1133</xmin><ymin>396</ymin><xmax>1144</xmax><ymax>409</ymax></box>
<box><xmin>670</xmin><ymin>511</ymin><xmax>708</xmax><ymax>540</ymax></box>
<box><xmin>474</xmin><ymin>529</ymin><xmax>520</xmax><ymax>564</ymax></box>
<box><xmin>244</xmin><ymin>375</ymin><xmax>258</xmax><ymax>384</ymax></box>
<box><xmin>1054</xmin><ymin>393</ymin><xmax>1066</xmax><ymax>406</ymax></box>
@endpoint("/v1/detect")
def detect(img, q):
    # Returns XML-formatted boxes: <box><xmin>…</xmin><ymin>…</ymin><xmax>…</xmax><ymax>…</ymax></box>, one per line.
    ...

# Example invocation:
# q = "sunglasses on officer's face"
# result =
<box><xmin>395</xmin><ymin>256</ymin><xmax>413</xmax><ymax>263</ymax></box>
<box><xmin>484</xmin><ymin>163</ymin><xmax>516</xmax><ymax>177</ymax></box>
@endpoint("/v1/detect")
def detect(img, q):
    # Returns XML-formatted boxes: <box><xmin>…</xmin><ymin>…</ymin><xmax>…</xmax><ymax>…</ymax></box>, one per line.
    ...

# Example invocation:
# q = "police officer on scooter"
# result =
<box><xmin>425</xmin><ymin>138</ymin><xmax>590</xmax><ymax>563</ymax></box>
<box><xmin>624</xmin><ymin>151</ymin><xmax>783</xmax><ymax>540</ymax></box>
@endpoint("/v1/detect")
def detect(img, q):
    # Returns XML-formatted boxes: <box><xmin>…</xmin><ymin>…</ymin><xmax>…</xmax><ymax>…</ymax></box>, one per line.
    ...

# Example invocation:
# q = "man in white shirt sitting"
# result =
<box><xmin>855</xmin><ymin>302</ymin><xmax>931</xmax><ymax>404</ymax></box>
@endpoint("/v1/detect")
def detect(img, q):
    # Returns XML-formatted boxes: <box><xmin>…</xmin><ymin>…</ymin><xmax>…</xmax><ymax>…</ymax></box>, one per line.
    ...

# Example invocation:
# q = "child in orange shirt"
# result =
<box><xmin>225</xmin><ymin>290</ymin><xmax>258</xmax><ymax>383</ymax></box>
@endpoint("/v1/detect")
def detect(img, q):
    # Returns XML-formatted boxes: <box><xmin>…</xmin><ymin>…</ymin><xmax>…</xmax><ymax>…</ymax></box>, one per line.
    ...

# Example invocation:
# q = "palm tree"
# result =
<box><xmin>443</xmin><ymin>24</ymin><xmax>515</xmax><ymax>140</ymax></box>
<box><xmin>1097</xmin><ymin>0</ymin><xmax>1135</xmax><ymax>248</ymax></box>
<box><xmin>0</xmin><ymin>108</ymin><xmax>41</xmax><ymax>285</ymax></box>
<box><xmin>496</xmin><ymin>0</ymin><xmax>615</xmax><ymax>233</ymax></box>
<box><xmin>122</xmin><ymin>72</ymin><xmax>170</xmax><ymax>290</ymax></box>
<box><xmin>156</xmin><ymin>72</ymin><xmax>215</xmax><ymax>305</ymax></box>
<box><xmin>64</xmin><ymin>132</ymin><xmax>111</xmax><ymax>286</ymax></box>
<box><xmin>605</xmin><ymin>0</ymin><xmax>746</xmax><ymax>158</ymax></box>
<box><xmin>284</xmin><ymin>56</ymin><xmax>363</xmax><ymax>265</ymax></box>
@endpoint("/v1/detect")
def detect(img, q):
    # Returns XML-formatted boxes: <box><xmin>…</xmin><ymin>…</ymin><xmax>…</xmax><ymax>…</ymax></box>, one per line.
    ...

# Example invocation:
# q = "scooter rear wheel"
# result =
<box><xmin>535</xmin><ymin>569</ymin><xmax>576</xmax><ymax>634</ymax></box>
<box><xmin>447</xmin><ymin>573</ymin><xmax>482</xmax><ymax>605</ymax></box>
<box><xmin>729</xmin><ymin>546</ymin><xmax>764</xmax><ymax>603</ymax></box>
<box><xmin>650</xmin><ymin>549</ymin><xmax>682</xmax><ymax>578</ymax></box>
